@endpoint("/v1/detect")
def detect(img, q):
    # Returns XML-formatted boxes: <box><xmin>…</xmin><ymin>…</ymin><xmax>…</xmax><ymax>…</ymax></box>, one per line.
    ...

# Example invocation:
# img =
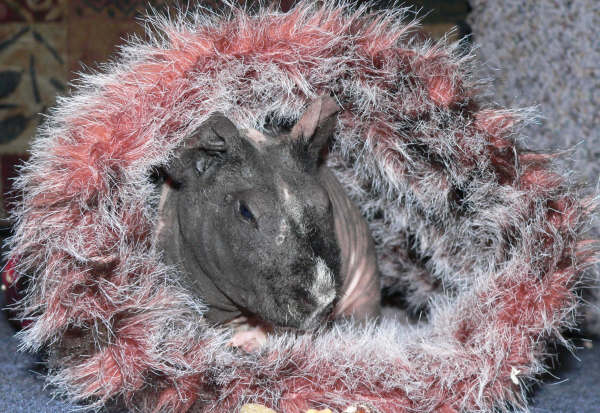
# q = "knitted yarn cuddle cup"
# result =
<box><xmin>7</xmin><ymin>2</ymin><xmax>598</xmax><ymax>412</ymax></box>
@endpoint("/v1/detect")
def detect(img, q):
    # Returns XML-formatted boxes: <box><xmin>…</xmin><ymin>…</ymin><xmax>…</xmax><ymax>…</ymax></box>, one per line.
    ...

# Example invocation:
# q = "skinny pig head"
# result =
<box><xmin>157</xmin><ymin>97</ymin><xmax>342</xmax><ymax>330</ymax></box>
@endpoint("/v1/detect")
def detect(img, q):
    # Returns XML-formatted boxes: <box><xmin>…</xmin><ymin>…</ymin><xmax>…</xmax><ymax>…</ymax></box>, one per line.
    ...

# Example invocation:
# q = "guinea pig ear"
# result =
<box><xmin>189</xmin><ymin>112</ymin><xmax>239</xmax><ymax>152</ymax></box>
<box><xmin>163</xmin><ymin>112</ymin><xmax>239</xmax><ymax>185</ymax></box>
<box><xmin>289</xmin><ymin>96</ymin><xmax>341</xmax><ymax>165</ymax></box>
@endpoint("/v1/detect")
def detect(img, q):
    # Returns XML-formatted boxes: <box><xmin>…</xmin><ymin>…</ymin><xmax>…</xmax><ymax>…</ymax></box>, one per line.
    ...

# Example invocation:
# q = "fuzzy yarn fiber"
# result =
<box><xmin>7</xmin><ymin>2</ymin><xmax>599</xmax><ymax>412</ymax></box>
<box><xmin>467</xmin><ymin>0</ymin><xmax>600</xmax><ymax>333</ymax></box>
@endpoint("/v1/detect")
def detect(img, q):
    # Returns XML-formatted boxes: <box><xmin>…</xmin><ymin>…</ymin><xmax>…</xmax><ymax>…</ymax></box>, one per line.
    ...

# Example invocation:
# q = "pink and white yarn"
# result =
<box><xmin>7</xmin><ymin>2</ymin><xmax>598</xmax><ymax>412</ymax></box>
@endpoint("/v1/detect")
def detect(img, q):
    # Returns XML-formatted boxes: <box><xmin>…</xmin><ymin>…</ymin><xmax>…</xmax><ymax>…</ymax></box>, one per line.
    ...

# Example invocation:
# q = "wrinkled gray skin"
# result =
<box><xmin>156</xmin><ymin>97</ymin><xmax>380</xmax><ymax>335</ymax></box>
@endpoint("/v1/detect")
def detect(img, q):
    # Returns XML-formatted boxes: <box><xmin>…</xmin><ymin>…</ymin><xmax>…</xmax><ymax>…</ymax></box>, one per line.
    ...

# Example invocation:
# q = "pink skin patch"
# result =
<box><xmin>227</xmin><ymin>316</ymin><xmax>270</xmax><ymax>352</ymax></box>
<box><xmin>231</xmin><ymin>327</ymin><xmax>269</xmax><ymax>352</ymax></box>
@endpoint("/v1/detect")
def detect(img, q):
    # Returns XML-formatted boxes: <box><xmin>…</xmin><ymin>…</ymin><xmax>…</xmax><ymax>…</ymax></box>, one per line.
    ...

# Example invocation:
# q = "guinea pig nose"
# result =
<box><xmin>293</xmin><ymin>286</ymin><xmax>315</xmax><ymax>307</ymax></box>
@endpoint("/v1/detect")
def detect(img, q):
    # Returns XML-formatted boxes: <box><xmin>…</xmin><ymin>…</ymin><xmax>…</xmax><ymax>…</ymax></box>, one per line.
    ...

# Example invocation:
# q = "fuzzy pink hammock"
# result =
<box><xmin>6</xmin><ymin>2</ymin><xmax>599</xmax><ymax>412</ymax></box>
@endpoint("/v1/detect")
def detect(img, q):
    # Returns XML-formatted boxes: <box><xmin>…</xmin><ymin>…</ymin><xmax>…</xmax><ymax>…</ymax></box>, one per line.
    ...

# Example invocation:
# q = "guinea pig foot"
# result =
<box><xmin>227</xmin><ymin>316</ymin><xmax>271</xmax><ymax>352</ymax></box>
<box><xmin>230</xmin><ymin>328</ymin><xmax>268</xmax><ymax>352</ymax></box>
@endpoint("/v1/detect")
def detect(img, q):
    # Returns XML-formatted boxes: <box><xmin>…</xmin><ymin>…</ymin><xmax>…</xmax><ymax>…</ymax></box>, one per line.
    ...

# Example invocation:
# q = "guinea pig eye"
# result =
<box><xmin>238</xmin><ymin>201</ymin><xmax>255</xmax><ymax>222</ymax></box>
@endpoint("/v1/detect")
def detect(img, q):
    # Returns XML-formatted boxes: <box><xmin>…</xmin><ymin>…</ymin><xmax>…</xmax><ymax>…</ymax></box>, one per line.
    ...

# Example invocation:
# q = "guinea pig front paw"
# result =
<box><xmin>230</xmin><ymin>327</ymin><xmax>268</xmax><ymax>352</ymax></box>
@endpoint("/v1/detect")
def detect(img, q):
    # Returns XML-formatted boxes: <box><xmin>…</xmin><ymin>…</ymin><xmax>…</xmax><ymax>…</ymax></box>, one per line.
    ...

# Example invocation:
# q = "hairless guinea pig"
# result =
<box><xmin>155</xmin><ymin>96</ymin><xmax>380</xmax><ymax>351</ymax></box>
